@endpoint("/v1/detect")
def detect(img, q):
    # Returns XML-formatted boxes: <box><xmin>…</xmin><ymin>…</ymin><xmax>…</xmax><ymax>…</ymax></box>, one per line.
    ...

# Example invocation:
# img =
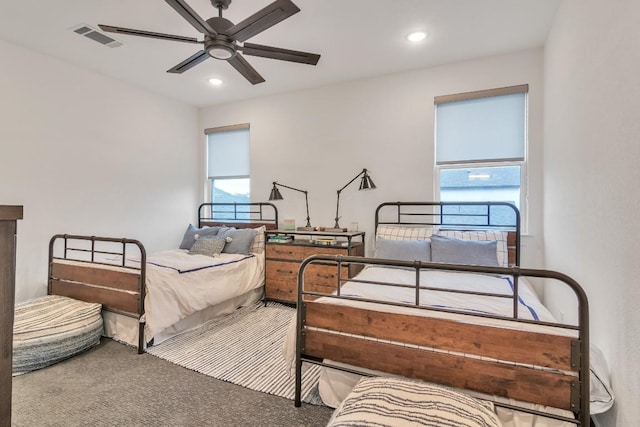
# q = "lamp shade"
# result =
<box><xmin>269</xmin><ymin>184</ymin><xmax>284</xmax><ymax>201</ymax></box>
<box><xmin>359</xmin><ymin>171</ymin><xmax>376</xmax><ymax>190</ymax></box>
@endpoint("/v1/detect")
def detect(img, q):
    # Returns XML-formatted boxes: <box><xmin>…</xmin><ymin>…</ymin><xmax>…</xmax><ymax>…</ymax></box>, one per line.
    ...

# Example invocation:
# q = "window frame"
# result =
<box><xmin>204</xmin><ymin>123</ymin><xmax>251</xmax><ymax>205</ymax></box>
<box><xmin>434</xmin><ymin>85</ymin><xmax>529</xmax><ymax>232</ymax></box>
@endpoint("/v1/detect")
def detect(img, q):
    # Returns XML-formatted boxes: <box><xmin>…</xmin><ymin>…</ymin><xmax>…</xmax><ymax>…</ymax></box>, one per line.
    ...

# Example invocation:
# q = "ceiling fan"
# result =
<box><xmin>99</xmin><ymin>0</ymin><xmax>320</xmax><ymax>85</ymax></box>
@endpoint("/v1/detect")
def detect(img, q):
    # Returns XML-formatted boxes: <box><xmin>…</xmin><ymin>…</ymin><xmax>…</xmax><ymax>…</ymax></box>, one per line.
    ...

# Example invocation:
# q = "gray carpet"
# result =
<box><xmin>11</xmin><ymin>338</ymin><xmax>334</xmax><ymax>427</ymax></box>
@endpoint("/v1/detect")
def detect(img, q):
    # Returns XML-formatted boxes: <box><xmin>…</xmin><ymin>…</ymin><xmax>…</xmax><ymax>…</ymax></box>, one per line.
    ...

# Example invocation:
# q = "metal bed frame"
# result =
<box><xmin>48</xmin><ymin>235</ymin><xmax>147</xmax><ymax>352</ymax></box>
<box><xmin>293</xmin><ymin>201</ymin><xmax>589</xmax><ymax>426</ymax></box>
<box><xmin>198</xmin><ymin>202</ymin><xmax>278</xmax><ymax>229</ymax></box>
<box><xmin>48</xmin><ymin>202</ymin><xmax>279</xmax><ymax>354</ymax></box>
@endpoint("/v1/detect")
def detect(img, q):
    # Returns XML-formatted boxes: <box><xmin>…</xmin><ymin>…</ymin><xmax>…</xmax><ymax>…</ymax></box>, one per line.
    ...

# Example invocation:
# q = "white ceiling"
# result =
<box><xmin>0</xmin><ymin>0</ymin><xmax>561</xmax><ymax>108</ymax></box>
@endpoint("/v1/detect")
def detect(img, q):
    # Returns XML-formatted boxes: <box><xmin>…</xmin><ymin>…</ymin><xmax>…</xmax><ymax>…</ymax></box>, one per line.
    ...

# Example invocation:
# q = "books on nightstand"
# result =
<box><xmin>268</xmin><ymin>235</ymin><xmax>293</xmax><ymax>244</ymax></box>
<box><xmin>312</xmin><ymin>238</ymin><xmax>337</xmax><ymax>246</ymax></box>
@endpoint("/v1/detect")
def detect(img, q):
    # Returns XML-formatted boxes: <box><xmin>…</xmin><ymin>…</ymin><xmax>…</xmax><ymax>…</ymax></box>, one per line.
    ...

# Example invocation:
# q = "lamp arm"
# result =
<box><xmin>274</xmin><ymin>181</ymin><xmax>311</xmax><ymax>228</ymax></box>
<box><xmin>337</xmin><ymin>169</ymin><xmax>366</xmax><ymax>193</ymax></box>
<box><xmin>273</xmin><ymin>182</ymin><xmax>307</xmax><ymax>194</ymax></box>
<box><xmin>303</xmin><ymin>192</ymin><xmax>311</xmax><ymax>227</ymax></box>
<box><xmin>333</xmin><ymin>190</ymin><xmax>342</xmax><ymax>228</ymax></box>
<box><xmin>333</xmin><ymin>169</ymin><xmax>367</xmax><ymax>228</ymax></box>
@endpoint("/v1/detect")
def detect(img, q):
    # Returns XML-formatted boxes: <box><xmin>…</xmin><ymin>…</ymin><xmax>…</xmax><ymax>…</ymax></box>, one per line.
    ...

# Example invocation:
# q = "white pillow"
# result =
<box><xmin>437</xmin><ymin>229</ymin><xmax>509</xmax><ymax>267</ymax></box>
<box><xmin>376</xmin><ymin>225</ymin><xmax>434</xmax><ymax>241</ymax></box>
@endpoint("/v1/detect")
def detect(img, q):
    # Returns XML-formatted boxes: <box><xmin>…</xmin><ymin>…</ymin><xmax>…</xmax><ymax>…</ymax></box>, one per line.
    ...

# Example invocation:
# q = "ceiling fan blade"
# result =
<box><xmin>165</xmin><ymin>0</ymin><xmax>217</xmax><ymax>36</ymax></box>
<box><xmin>227</xmin><ymin>54</ymin><xmax>265</xmax><ymax>85</ymax></box>
<box><xmin>240</xmin><ymin>42</ymin><xmax>320</xmax><ymax>65</ymax></box>
<box><xmin>99</xmin><ymin>25</ymin><xmax>201</xmax><ymax>44</ymax></box>
<box><xmin>167</xmin><ymin>50</ymin><xmax>210</xmax><ymax>73</ymax></box>
<box><xmin>226</xmin><ymin>0</ymin><xmax>300</xmax><ymax>42</ymax></box>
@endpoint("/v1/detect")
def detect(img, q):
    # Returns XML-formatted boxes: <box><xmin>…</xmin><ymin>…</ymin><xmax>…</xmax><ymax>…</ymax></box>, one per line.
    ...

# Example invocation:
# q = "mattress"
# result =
<box><xmin>13</xmin><ymin>295</ymin><xmax>103</xmax><ymax>375</ymax></box>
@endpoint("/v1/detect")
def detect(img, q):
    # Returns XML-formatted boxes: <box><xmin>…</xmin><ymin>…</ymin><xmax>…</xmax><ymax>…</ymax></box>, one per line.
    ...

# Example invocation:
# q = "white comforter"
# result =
<box><xmin>138</xmin><ymin>249</ymin><xmax>264</xmax><ymax>339</ymax></box>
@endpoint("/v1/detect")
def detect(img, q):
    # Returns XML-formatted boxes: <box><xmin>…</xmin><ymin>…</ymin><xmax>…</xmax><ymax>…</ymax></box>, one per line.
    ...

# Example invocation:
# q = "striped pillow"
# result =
<box><xmin>437</xmin><ymin>230</ymin><xmax>509</xmax><ymax>267</ymax></box>
<box><xmin>250</xmin><ymin>225</ymin><xmax>266</xmax><ymax>254</ymax></box>
<box><xmin>189</xmin><ymin>236</ymin><xmax>228</xmax><ymax>257</ymax></box>
<box><xmin>376</xmin><ymin>225</ymin><xmax>434</xmax><ymax>241</ymax></box>
<box><xmin>328</xmin><ymin>377</ymin><xmax>501</xmax><ymax>427</ymax></box>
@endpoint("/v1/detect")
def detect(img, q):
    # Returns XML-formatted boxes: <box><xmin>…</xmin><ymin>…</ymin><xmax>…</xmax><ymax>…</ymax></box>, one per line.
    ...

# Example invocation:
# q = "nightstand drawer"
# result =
<box><xmin>266</xmin><ymin>244</ymin><xmax>307</xmax><ymax>261</ymax></box>
<box><xmin>302</xmin><ymin>246</ymin><xmax>348</xmax><ymax>258</ymax></box>
<box><xmin>265</xmin><ymin>261</ymin><xmax>297</xmax><ymax>301</ymax></box>
<box><xmin>303</xmin><ymin>264</ymin><xmax>348</xmax><ymax>295</ymax></box>
<box><xmin>265</xmin><ymin>284</ymin><xmax>296</xmax><ymax>302</ymax></box>
<box><xmin>266</xmin><ymin>260</ymin><xmax>299</xmax><ymax>279</ymax></box>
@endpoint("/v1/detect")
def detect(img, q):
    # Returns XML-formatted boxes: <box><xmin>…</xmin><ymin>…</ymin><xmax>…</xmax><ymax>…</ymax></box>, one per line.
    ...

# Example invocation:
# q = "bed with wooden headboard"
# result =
<box><xmin>48</xmin><ymin>202</ymin><xmax>278</xmax><ymax>353</ymax></box>
<box><xmin>288</xmin><ymin>202</ymin><xmax>589</xmax><ymax>426</ymax></box>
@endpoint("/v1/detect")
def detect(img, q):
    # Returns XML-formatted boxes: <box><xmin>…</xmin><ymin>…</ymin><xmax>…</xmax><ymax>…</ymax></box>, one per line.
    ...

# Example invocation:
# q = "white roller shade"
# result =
<box><xmin>436</xmin><ymin>90</ymin><xmax>526</xmax><ymax>164</ymax></box>
<box><xmin>207</xmin><ymin>128</ymin><xmax>249</xmax><ymax>178</ymax></box>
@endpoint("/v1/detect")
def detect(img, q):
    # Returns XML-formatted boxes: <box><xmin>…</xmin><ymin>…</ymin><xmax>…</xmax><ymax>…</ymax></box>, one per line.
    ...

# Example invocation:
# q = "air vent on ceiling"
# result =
<box><xmin>71</xmin><ymin>24</ymin><xmax>123</xmax><ymax>48</ymax></box>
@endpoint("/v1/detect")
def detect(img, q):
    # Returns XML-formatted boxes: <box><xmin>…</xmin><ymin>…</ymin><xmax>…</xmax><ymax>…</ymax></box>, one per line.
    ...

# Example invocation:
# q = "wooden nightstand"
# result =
<box><xmin>264</xmin><ymin>230</ymin><xmax>365</xmax><ymax>304</ymax></box>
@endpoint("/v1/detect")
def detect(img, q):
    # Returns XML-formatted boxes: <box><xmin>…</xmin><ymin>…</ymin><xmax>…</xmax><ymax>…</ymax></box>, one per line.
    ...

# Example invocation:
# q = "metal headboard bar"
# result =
<box><xmin>197</xmin><ymin>202</ymin><xmax>279</xmax><ymax>227</ymax></box>
<box><xmin>375</xmin><ymin>202</ymin><xmax>521</xmax><ymax>266</ymax></box>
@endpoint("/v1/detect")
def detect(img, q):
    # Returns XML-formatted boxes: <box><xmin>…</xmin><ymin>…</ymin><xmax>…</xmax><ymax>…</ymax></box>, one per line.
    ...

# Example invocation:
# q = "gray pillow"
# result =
<box><xmin>430</xmin><ymin>234</ymin><xmax>499</xmax><ymax>267</ymax></box>
<box><xmin>188</xmin><ymin>236</ymin><xmax>228</xmax><ymax>257</ymax></box>
<box><xmin>179</xmin><ymin>224</ymin><xmax>221</xmax><ymax>249</ymax></box>
<box><xmin>374</xmin><ymin>238</ymin><xmax>431</xmax><ymax>262</ymax></box>
<box><xmin>218</xmin><ymin>228</ymin><xmax>258</xmax><ymax>255</ymax></box>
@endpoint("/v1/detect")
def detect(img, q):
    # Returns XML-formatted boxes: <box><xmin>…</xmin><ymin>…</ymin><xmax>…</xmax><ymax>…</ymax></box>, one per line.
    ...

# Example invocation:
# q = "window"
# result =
<box><xmin>434</xmin><ymin>85</ymin><xmax>527</xmax><ymax>227</ymax></box>
<box><xmin>205</xmin><ymin>124</ymin><xmax>250</xmax><ymax>216</ymax></box>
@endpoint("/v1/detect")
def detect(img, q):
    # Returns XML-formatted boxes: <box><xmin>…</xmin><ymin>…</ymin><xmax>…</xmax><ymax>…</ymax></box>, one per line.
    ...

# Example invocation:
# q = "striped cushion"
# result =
<box><xmin>13</xmin><ymin>295</ymin><xmax>103</xmax><ymax>375</ymax></box>
<box><xmin>328</xmin><ymin>377</ymin><xmax>501</xmax><ymax>427</ymax></box>
<box><xmin>376</xmin><ymin>225</ymin><xmax>434</xmax><ymax>241</ymax></box>
<box><xmin>189</xmin><ymin>236</ymin><xmax>227</xmax><ymax>257</ymax></box>
<box><xmin>250</xmin><ymin>225</ymin><xmax>266</xmax><ymax>254</ymax></box>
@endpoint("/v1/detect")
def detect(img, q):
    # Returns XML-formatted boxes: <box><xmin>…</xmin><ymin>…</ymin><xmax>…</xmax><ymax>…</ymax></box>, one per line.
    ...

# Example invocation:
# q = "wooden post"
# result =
<box><xmin>0</xmin><ymin>205</ymin><xmax>23</xmax><ymax>427</ymax></box>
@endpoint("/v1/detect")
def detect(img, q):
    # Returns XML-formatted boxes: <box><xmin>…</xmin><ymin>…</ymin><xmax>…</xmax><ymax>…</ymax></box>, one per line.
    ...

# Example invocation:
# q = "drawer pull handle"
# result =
<box><xmin>274</xmin><ymin>250</ymin><xmax>294</xmax><ymax>255</ymax></box>
<box><xmin>277</xmin><ymin>269</ymin><xmax>294</xmax><ymax>274</ymax></box>
<box><xmin>316</xmin><ymin>273</ymin><xmax>335</xmax><ymax>279</ymax></box>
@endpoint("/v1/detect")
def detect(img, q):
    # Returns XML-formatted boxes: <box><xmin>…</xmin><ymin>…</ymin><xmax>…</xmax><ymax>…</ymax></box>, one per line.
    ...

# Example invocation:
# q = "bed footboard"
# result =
<box><xmin>48</xmin><ymin>234</ymin><xmax>146</xmax><ymax>353</ymax></box>
<box><xmin>294</xmin><ymin>255</ymin><xmax>589</xmax><ymax>426</ymax></box>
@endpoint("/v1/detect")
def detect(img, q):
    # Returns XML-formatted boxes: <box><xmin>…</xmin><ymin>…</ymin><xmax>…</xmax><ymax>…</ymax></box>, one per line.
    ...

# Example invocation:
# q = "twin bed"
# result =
<box><xmin>287</xmin><ymin>202</ymin><xmax>595</xmax><ymax>426</ymax></box>
<box><xmin>45</xmin><ymin>202</ymin><xmax>278</xmax><ymax>354</ymax></box>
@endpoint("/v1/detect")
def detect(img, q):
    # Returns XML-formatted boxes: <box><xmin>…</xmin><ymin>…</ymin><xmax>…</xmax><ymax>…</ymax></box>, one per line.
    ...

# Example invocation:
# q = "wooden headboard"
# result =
<box><xmin>198</xmin><ymin>202</ymin><xmax>279</xmax><ymax>230</ymax></box>
<box><xmin>375</xmin><ymin>201</ymin><xmax>521</xmax><ymax>266</ymax></box>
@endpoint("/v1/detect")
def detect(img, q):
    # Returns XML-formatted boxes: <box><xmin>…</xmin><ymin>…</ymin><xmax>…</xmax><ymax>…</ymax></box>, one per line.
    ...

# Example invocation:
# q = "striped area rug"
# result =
<box><xmin>146</xmin><ymin>301</ymin><xmax>321</xmax><ymax>402</ymax></box>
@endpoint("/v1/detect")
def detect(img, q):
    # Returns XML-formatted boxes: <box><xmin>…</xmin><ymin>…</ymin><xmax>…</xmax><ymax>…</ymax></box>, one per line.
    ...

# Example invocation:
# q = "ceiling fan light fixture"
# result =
<box><xmin>407</xmin><ymin>31</ymin><xmax>427</xmax><ymax>42</ymax></box>
<box><xmin>207</xmin><ymin>44</ymin><xmax>235</xmax><ymax>59</ymax></box>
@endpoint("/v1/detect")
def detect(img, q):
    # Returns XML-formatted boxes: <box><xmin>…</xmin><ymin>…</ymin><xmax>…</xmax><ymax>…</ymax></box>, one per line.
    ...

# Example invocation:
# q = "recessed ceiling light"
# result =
<box><xmin>208</xmin><ymin>78</ymin><xmax>223</xmax><ymax>86</ymax></box>
<box><xmin>407</xmin><ymin>31</ymin><xmax>427</xmax><ymax>42</ymax></box>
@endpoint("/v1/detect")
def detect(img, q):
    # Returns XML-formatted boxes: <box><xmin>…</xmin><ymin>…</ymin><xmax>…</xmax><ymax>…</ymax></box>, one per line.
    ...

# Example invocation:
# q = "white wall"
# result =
<box><xmin>200</xmin><ymin>48</ymin><xmax>546</xmax><ymax>265</ymax></box>
<box><xmin>544</xmin><ymin>0</ymin><xmax>640</xmax><ymax>425</ymax></box>
<box><xmin>0</xmin><ymin>39</ymin><xmax>200</xmax><ymax>302</ymax></box>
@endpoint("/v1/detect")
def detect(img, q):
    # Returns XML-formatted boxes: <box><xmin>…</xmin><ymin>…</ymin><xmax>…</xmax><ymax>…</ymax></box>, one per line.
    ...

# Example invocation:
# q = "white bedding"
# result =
<box><xmin>283</xmin><ymin>266</ymin><xmax>604</xmax><ymax>426</ymax></box>
<box><xmin>98</xmin><ymin>249</ymin><xmax>265</xmax><ymax>346</ymax></box>
<box><xmin>138</xmin><ymin>249</ymin><xmax>264</xmax><ymax>340</ymax></box>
